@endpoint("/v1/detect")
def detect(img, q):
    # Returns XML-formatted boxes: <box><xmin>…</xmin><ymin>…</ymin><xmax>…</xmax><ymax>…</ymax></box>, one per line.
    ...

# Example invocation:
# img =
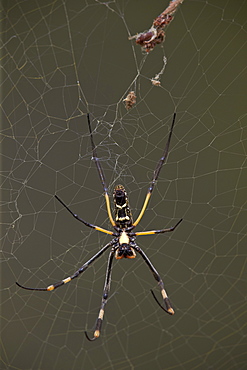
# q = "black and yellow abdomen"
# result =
<box><xmin>113</xmin><ymin>185</ymin><xmax>133</xmax><ymax>228</ymax></box>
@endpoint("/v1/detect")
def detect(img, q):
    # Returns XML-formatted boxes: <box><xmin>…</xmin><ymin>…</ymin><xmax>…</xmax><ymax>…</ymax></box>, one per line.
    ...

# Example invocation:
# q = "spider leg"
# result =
<box><xmin>87</xmin><ymin>114</ymin><xmax>116</xmax><ymax>228</ymax></box>
<box><xmin>55</xmin><ymin>195</ymin><xmax>114</xmax><ymax>236</ymax></box>
<box><xmin>133</xmin><ymin>113</ymin><xmax>176</xmax><ymax>228</ymax></box>
<box><xmin>16</xmin><ymin>241</ymin><xmax>115</xmax><ymax>291</ymax></box>
<box><xmin>133</xmin><ymin>245</ymin><xmax>174</xmax><ymax>315</ymax></box>
<box><xmin>150</xmin><ymin>289</ymin><xmax>172</xmax><ymax>313</ymax></box>
<box><xmin>85</xmin><ymin>246</ymin><xmax>115</xmax><ymax>341</ymax></box>
<box><xmin>134</xmin><ymin>218</ymin><xmax>182</xmax><ymax>236</ymax></box>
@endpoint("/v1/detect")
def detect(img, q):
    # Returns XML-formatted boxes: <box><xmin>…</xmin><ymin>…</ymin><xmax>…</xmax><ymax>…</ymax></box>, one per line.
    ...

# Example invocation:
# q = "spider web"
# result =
<box><xmin>1</xmin><ymin>0</ymin><xmax>247</xmax><ymax>369</ymax></box>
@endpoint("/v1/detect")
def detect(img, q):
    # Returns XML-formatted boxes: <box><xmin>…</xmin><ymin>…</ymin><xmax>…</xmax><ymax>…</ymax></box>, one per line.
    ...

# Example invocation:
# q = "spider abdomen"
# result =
<box><xmin>113</xmin><ymin>185</ymin><xmax>133</xmax><ymax>228</ymax></box>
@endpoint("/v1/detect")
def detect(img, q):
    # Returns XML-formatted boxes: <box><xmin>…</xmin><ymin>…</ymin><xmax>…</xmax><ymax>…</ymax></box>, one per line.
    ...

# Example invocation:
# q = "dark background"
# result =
<box><xmin>1</xmin><ymin>1</ymin><xmax>247</xmax><ymax>369</ymax></box>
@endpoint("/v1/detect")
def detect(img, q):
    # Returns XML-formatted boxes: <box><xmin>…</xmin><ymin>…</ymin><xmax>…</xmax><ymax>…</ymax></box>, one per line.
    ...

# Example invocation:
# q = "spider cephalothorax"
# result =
<box><xmin>16</xmin><ymin>113</ymin><xmax>182</xmax><ymax>341</ymax></box>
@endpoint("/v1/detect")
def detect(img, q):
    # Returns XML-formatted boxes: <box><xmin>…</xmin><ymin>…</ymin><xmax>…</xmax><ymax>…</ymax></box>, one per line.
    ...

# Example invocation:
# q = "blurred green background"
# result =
<box><xmin>1</xmin><ymin>0</ymin><xmax>246</xmax><ymax>369</ymax></box>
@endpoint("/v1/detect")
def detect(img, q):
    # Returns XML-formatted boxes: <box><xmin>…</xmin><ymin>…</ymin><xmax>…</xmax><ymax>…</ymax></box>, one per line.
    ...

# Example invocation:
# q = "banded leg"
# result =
<box><xmin>133</xmin><ymin>113</ymin><xmax>176</xmax><ymax>227</ymax></box>
<box><xmin>87</xmin><ymin>114</ymin><xmax>116</xmax><ymax>227</ymax></box>
<box><xmin>134</xmin><ymin>218</ymin><xmax>182</xmax><ymax>236</ymax></box>
<box><xmin>16</xmin><ymin>241</ymin><xmax>115</xmax><ymax>291</ymax></box>
<box><xmin>55</xmin><ymin>195</ymin><xmax>114</xmax><ymax>236</ymax></box>
<box><xmin>85</xmin><ymin>247</ymin><xmax>115</xmax><ymax>341</ymax></box>
<box><xmin>134</xmin><ymin>245</ymin><xmax>174</xmax><ymax>315</ymax></box>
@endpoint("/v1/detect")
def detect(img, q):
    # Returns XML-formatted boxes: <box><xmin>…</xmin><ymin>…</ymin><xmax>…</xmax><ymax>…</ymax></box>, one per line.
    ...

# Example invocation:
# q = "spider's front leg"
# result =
<box><xmin>133</xmin><ymin>245</ymin><xmax>174</xmax><ymax>315</ymax></box>
<box><xmin>16</xmin><ymin>241</ymin><xmax>115</xmax><ymax>292</ymax></box>
<box><xmin>85</xmin><ymin>246</ymin><xmax>116</xmax><ymax>341</ymax></box>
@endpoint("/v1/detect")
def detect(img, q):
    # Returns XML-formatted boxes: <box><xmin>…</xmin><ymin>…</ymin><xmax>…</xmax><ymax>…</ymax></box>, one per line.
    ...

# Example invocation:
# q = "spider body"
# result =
<box><xmin>113</xmin><ymin>184</ymin><xmax>133</xmax><ymax>228</ymax></box>
<box><xmin>16</xmin><ymin>113</ymin><xmax>182</xmax><ymax>341</ymax></box>
<box><xmin>116</xmin><ymin>243</ymin><xmax>136</xmax><ymax>259</ymax></box>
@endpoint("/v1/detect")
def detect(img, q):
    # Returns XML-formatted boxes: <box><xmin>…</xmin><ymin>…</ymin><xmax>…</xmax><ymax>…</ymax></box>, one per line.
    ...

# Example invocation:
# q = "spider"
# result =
<box><xmin>16</xmin><ymin>113</ymin><xmax>182</xmax><ymax>341</ymax></box>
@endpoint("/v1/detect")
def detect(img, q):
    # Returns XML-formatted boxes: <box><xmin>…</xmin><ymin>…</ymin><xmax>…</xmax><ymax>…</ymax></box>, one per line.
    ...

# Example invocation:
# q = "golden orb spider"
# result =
<box><xmin>16</xmin><ymin>113</ymin><xmax>182</xmax><ymax>341</ymax></box>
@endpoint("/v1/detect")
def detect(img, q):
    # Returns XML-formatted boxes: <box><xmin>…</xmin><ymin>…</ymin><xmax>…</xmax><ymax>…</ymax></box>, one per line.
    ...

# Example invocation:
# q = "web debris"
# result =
<box><xmin>123</xmin><ymin>91</ymin><xmax>137</xmax><ymax>110</ymax></box>
<box><xmin>151</xmin><ymin>56</ymin><xmax>168</xmax><ymax>86</ymax></box>
<box><xmin>129</xmin><ymin>0</ymin><xmax>184</xmax><ymax>53</ymax></box>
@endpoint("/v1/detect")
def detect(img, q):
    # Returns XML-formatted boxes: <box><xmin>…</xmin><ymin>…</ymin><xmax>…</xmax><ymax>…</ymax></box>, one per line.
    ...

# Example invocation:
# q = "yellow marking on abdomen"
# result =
<box><xmin>47</xmin><ymin>285</ymin><xmax>55</xmax><ymax>291</ymax></box>
<box><xmin>116</xmin><ymin>203</ymin><xmax>126</xmax><ymax>208</ymax></box>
